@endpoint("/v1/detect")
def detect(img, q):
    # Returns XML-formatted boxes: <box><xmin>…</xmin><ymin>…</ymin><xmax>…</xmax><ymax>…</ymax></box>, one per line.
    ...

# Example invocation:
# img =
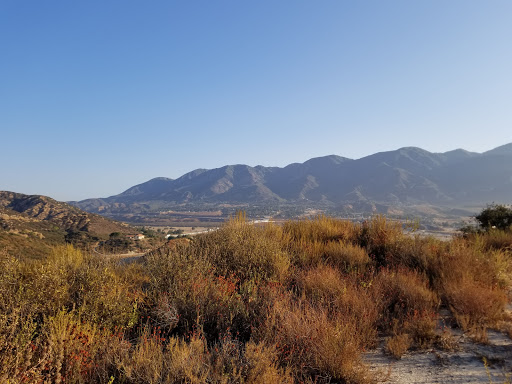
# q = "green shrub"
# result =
<box><xmin>475</xmin><ymin>203</ymin><xmax>512</xmax><ymax>230</ymax></box>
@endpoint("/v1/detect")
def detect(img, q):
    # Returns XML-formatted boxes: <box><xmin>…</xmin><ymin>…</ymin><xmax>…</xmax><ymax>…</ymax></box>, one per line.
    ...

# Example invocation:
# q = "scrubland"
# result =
<box><xmin>1</xmin><ymin>214</ymin><xmax>511</xmax><ymax>383</ymax></box>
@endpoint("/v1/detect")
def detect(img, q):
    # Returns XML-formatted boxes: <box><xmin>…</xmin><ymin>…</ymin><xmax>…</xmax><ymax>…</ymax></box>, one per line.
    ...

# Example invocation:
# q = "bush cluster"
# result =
<box><xmin>1</xmin><ymin>214</ymin><xmax>511</xmax><ymax>383</ymax></box>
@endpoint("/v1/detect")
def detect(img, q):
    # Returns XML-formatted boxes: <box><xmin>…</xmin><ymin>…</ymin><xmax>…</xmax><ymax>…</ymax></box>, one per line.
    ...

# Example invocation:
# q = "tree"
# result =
<box><xmin>475</xmin><ymin>204</ymin><xmax>512</xmax><ymax>230</ymax></box>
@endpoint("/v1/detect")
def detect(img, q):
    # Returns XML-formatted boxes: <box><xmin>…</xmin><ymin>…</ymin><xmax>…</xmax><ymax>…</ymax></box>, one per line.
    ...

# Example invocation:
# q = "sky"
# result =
<box><xmin>1</xmin><ymin>1</ymin><xmax>511</xmax><ymax>201</ymax></box>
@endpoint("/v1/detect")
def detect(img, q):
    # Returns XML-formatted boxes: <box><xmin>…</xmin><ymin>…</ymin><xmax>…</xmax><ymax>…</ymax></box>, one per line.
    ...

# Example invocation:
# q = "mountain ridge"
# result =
<box><xmin>72</xmin><ymin>144</ymin><xmax>512</xmax><ymax>214</ymax></box>
<box><xmin>0</xmin><ymin>191</ymin><xmax>134</xmax><ymax>235</ymax></box>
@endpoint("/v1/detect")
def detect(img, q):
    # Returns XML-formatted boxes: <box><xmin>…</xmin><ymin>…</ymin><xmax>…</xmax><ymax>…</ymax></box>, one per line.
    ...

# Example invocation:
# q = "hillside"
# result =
<box><xmin>73</xmin><ymin>144</ymin><xmax>512</xmax><ymax>216</ymax></box>
<box><xmin>0</xmin><ymin>191</ymin><xmax>135</xmax><ymax>257</ymax></box>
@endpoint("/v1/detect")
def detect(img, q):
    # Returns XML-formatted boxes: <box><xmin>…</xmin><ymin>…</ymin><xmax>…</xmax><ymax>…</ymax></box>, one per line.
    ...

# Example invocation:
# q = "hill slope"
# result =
<box><xmin>0</xmin><ymin>191</ymin><xmax>134</xmax><ymax>257</ymax></box>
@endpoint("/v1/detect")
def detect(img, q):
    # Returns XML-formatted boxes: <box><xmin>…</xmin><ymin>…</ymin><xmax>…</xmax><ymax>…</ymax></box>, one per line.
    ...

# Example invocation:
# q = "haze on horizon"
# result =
<box><xmin>1</xmin><ymin>1</ymin><xmax>511</xmax><ymax>201</ymax></box>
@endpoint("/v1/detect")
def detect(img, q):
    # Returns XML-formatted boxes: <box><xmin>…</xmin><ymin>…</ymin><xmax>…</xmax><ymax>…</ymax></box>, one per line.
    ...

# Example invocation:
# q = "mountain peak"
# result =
<box><xmin>303</xmin><ymin>154</ymin><xmax>351</xmax><ymax>166</ymax></box>
<box><xmin>397</xmin><ymin>146</ymin><xmax>429</xmax><ymax>153</ymax></box>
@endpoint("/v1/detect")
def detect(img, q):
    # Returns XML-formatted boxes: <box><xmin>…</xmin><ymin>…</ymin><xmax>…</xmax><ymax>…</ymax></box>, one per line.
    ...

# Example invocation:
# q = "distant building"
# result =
<box><xmin>128</xmin><ymin>234</ymin><xmax>145</xmax><ymax>240</ymax></box>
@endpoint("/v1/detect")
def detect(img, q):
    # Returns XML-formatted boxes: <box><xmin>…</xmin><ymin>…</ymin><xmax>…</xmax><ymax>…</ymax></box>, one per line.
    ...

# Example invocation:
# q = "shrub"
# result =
<box><xmin>194</xmin><ymin>217</ymin><xmax>291</xmax><ymax>283</ymax></box>
<box><xmin>442</xmin><ymin>237</ymin><xmax>510</xmax><ymax>288</ymax></box>
<box><xmin>146</xmin><ymin>241</ymin><xmax>262</xmax><ymax>343</ymax></box>
<box><xmin>0</xmin><ymin>306</ymin><xmax>41</xmax><ymax>382</ymax></box>
<box><xmin>475</xmin><ymin>203</ymin><xmax>512</xmax><ymax>231</ymax></box>
<box><xmin>165</xmin><ymin>331</ymin><xmax>210</xmax><ymax>383</ymax></box>
<box><xmin>444</xmin><ymin>279</ymin><xmax>507</xmax><ymax>336</ymax></box>
<box><xmin>283</xmin><ymin>215</ymin><xmax>360</xmax><ymax>244</ymax></box>
<box><xmin>359</xmin><ymin>215</ymin><xmax>405</xmax><ymax>267</ymax></box>
<box><xmin>385</xmin><ymin>333</ymin><xmax>411</xmax><ymax>359</ymax></box>
<box><xmin>283</xmin><ymin>222</ymin><xmax>369</xmax><ymax>273</ymax></box>
<box><xmin>479</xmin><ymin>229</ymin><xmax>512</xmax><ymax>251</ymax></box>
<box><xmin>323</xmin><ymin>241</ymin><xmax>370</xmax><ymax>272</ymax></box>
<box><xmin>296</xmin><ymin>264</ymin><xmax>378</xmax><ymax>348</ymax></box>
<box><xmin>1</xmin><ymin>214</ymin><xmax>511</xmax><ymax>383</ymax></box>
<box><xmin>256</xmin><ymin>292</ymin><xmax>373</xmax><ymax>383</ymax></box>
<box><xmin>297</xmin><ymin>264</ymin><xmax>346</xmax><ymax>306</ymax></box>
<box><xmin>45</xmin><ymin>245</ymin><xmax>143</xmax><ymax>330</ymax></box>
<box><xmin>386</xmin><ymin>235</ymin><xmax>446</xmax><ymax>275</ymax></box>
<box><xmin>244</xmin><ymin>341</ymin><xmax>294</xmax><ymax>384</ymax></box>
<box><xmin>371</xmin><ymin>268</ymin><xmax>439</xmax><ymax>335</ymax></box>
<box><xmin>44</xmin><ymin>310</ymin><xmax>96</xmax><ymax>383</ymax></box>
<box><xmin>148</xmin><ymin>259</ymin><xmax>245</xmax><ymax>341</ymax></box>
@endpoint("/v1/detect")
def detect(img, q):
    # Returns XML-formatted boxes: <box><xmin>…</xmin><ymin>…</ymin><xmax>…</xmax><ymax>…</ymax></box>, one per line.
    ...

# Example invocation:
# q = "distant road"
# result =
<box><xmin>92</xmin><ymin>245</ymin><xmax>146</xmax><ymax>263</ymax></box>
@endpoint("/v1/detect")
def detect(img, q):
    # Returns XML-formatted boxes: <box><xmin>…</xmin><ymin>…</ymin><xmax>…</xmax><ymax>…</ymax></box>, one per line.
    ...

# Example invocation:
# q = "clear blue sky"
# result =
<box><xmin>1</xmin><ymin>1</ymin><xmax>511</xmax><ymax>201</ymax></box>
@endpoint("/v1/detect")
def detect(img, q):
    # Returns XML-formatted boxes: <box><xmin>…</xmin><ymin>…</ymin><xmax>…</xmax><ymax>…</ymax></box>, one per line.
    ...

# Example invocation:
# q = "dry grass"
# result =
<box><xmin>371</xmin><ymin>268</ymin><xmax>439</xmax><ymax>332</ymax></box>
<box><xmin>195</xmin><ymin>216</ymin><xmax>291</xmax><ymax>283</ymax></box>
<box><xmin>1</xmin><ymin>214</ymin><xmax>511</xmax><ymax>383</ymax></box>
<box><xmin>386</xmin><ymin>333</ymin><xmax>412</xmax><ymax>359</ymax></box>
<box><xmin>296</xmin><ymin>264</ymin><xmax>378</xmax><ymax>348</ymax></box>
<box><xmin>435</xmin><ymin>328</ymin><xmax>460</xmax><ymax>352</ymax></box>
<box><xmin>444</xmin><ymin>279</ymin><xmax>507</xmax><ymax>339</ymax></box>
<box><xmin>323</xmin><ymin>241</ymin><xmax>370</xmax><ymax>272</ymax></box>
<box><xmin>283</xmin><ymin>215</ymin><xmax>360</xmax><ymax>244</ymax></box>
<box><xmin>255</xmin><ymin>292</ymin><xmax>372</xmax><ymax>383</ymax></box>
<box><xmin>477</xmin><ymin>229</ymin><xmax>512</xmax><ymax>251</ymax></box>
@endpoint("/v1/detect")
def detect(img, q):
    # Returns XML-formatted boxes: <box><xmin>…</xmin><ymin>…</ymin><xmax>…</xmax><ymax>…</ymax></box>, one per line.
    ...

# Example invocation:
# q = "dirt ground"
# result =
<box><xmin>365</xmin><ymin>306</ymin><xmax>512</xmax><ymax>383</ymax></box>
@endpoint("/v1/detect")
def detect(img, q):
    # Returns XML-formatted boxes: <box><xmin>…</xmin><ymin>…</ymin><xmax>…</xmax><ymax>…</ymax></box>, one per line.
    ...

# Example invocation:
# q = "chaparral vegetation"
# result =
<box><xmin>1</xmin><ymin>213</ymin><xmax>511</xmax><ymax>383</ymax></box>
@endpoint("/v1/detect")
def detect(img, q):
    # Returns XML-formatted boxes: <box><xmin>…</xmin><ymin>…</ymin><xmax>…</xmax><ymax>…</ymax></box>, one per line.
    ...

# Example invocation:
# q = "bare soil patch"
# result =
<box><xmin>366</xmin><ymin>308</ymin><xmax>512</xmax><ymax>383</ymax></box>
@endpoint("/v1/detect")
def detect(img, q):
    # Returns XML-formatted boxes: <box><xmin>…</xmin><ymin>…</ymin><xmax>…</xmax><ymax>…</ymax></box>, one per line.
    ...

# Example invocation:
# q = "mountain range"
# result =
<box><xmin>73</xmin><ymin>143</ymin><xmax>512</xmax><ymax>214</ymax></box>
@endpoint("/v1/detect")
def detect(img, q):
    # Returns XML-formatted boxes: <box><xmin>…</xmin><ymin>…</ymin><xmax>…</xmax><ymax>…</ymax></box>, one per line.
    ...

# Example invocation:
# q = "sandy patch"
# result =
<box><xmin>365</xmin><ymin>330</ymin><xmax>512</xmax><ymax>383</ymax></box>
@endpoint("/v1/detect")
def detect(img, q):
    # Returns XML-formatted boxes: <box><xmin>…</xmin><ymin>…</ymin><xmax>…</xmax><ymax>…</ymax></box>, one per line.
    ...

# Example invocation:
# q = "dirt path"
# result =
<box><xmin>92</xmin><ymin>246</ymin><xmax>145</xmax><ymax>263</ymax></box>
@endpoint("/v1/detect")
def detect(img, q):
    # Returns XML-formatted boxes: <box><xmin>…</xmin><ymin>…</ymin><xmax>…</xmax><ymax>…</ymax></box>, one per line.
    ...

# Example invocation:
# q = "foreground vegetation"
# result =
<box><xmin>1</xmin><ymin>214</ymin><xmax>511</xmax><ymax>383</ymax></box>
